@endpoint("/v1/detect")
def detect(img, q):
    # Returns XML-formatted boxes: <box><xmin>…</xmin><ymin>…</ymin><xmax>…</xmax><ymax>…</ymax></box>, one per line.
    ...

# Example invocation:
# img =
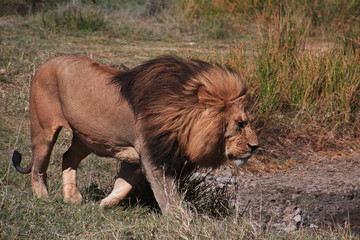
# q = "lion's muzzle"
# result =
<box><xmin>226</xmin><ymin>143</ymin><xmax>259</xmax><ymax>166</ymax></box>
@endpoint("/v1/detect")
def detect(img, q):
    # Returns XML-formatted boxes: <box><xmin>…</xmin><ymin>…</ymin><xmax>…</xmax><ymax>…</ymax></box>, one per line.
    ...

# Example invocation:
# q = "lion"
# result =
<box><xmin>12</xmin><ymin>55</ymin><xmax>259</xmax><ymax>212</ymax></box>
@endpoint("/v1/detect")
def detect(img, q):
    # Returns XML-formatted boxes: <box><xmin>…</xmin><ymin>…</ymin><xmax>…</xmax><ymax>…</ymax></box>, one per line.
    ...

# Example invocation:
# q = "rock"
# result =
<box><xmin>282</xmin><ymin>206</ymin><xmax>308</xmax><ymax>231</ymax></box>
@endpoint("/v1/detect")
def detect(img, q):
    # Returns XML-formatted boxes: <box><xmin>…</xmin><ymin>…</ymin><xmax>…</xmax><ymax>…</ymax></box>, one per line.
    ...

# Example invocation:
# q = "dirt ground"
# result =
<box><xmin>211</xmin><ymin>151</ymin><xmax>360</xmax><ymax>232</ymax></box>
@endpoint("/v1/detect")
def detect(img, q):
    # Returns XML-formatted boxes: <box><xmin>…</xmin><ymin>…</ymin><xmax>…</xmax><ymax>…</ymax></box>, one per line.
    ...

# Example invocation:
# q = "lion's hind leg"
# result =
<box><xmin>30</xmin><ymin>127</ymin><xmax>61</xmax><ymax>199</ymax></box>
<box><xmin>62</xmin><ymin>135</ymin><xmax>90</xmax><ymax>204</ymax></box>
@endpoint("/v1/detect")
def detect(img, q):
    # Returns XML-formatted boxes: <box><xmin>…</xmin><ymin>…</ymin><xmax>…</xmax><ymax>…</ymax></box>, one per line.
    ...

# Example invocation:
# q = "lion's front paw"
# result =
<box><xmin>99</xmin><ymin>195</ymin><xmax>121</xmax><ymax>208</ymax></box>
<box><xmin>63</xmin><ymin>186</ymin><xmax>83</xmax><ymax>204</ymax></box>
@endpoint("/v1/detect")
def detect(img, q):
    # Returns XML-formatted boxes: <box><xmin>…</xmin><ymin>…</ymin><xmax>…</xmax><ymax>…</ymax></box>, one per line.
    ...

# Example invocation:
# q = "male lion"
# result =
<box><xmin>12</xmin><ymin>55</ymin><xmax>258</xmax><ymax>212</ymax></box>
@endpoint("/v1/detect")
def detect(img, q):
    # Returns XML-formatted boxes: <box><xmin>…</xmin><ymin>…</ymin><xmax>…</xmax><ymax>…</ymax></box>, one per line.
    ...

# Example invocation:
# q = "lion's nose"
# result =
<box><xmin>248</xmin><ymin>144</ymin><xmax>259</xmax><ymax>152</ymax></box>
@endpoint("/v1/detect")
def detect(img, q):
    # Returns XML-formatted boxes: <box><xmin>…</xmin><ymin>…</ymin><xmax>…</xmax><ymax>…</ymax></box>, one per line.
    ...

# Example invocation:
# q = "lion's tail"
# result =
<box><xmin>12</xmin><ymin>150</ymin><xmax>32</xmax><ymax>174</ymax></box>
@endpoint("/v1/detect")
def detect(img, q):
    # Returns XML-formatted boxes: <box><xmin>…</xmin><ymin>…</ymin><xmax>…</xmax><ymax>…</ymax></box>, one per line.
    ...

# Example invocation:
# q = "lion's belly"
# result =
<box><xmin>72</xmin><ymin>127</ymin><xmax>133</xmax><ymax>155</ymax></box>
<box><xmin>63</xmin><ymin>100</ymin><xmax>138</xmax><ymax>161</ymax></box>
<box><xmin>73</xmin><ymin>129</ymin><xmax>140</xmax><ymax>164</ymax></box>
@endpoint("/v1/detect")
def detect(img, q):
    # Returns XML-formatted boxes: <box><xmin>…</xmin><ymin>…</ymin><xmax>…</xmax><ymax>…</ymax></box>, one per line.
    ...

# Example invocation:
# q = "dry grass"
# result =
<box><xmin>0</xmin><ymin>0</ymin><xmax>359</xmax><ymax>239</ymax></box>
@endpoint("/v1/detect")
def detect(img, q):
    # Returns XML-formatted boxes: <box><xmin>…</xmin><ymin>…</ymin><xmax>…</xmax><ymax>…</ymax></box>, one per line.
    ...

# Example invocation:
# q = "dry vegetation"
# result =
<box><xmin>0</xmin><ymin>0</ymin><xmax>359</xmax><ymax>239</ymax></box>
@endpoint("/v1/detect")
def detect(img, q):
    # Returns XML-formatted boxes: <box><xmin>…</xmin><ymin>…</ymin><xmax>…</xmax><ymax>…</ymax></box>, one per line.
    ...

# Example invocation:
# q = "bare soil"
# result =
<box><xmin>214</xmin><ymin>151</ymin><xmax>360</xmax><ymax>232</ymax></box>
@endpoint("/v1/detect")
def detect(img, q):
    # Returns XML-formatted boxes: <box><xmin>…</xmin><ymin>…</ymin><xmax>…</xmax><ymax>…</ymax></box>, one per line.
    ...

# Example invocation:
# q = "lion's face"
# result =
<box><xmin>185</xmin><ymin>95</ymin><xmax>258</xmax><ymax>168</ymax></box>
<box><xmin>223</xmin><ymin>102</ymin><xmax>259</xmax><ymax>166</ymax></box>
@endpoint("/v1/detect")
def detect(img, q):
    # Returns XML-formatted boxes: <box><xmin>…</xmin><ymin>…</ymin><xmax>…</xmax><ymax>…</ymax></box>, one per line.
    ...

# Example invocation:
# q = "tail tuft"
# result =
<box><xmin>12</xmin><ymin>150</ymin><xmax>22</xmax><ymax>166</ymax></box>
<box><xmin>12</xmin><ymin>150</ymin><xmax>31</xmax><ymax>174</ymax></box>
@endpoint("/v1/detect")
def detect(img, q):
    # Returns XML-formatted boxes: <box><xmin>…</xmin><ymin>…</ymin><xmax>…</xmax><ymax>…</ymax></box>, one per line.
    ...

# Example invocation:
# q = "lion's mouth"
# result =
<box><xmin>228</xmin><ymin>153</ymin><xmax>252</xmax><ymax>167</ymax></box>
<box><xmin>233</xmin><ymin>158</ymin><xmax>248</xmax><ymax>166</ymax></box>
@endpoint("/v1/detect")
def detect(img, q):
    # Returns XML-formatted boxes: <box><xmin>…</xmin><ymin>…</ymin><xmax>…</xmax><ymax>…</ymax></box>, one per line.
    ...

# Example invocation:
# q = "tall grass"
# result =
<box><xmin>40</xmin><ymin>2</ymin><xmax>107</xmax><ymax>31</ymax></box>
<box><xmin>254</xmin><ymin>45</ymin><xmax>360</xmax><ymax>129</ymax></box>
<box><xmin>4</xmin><ymin>0</ymin><xmax>358</xmax><ymax>40</ymax></box>
<box><xmin>178</xmin><ymin>0</ymin><xmax>233</xmax><ymax>38</ymax></box>
<box><xmin>253</xmin><ymin>26</ymin><xmax>360</xmax><ymax>134</ymax></box>
<box><xmin>201</xmin><ymin>12</ymin><xmax>360</xmax><ymax>151</ymax></box>
<box><xmin>177</xmin><ymin>0</ymin><xmax>360</xmax><ymax>39</ymax></box>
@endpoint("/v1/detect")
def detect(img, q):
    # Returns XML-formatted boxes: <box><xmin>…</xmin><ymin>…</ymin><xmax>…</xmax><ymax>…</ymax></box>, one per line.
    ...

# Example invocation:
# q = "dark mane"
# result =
<box><xmin>112</xmin><ymin>55</ymin><xmax>212</xmax><ymax>113</ymax></box>
<box><xmin>111</xmin><ymin>55</ymin><xmax>248</xmax><ymax>176</ymax></box>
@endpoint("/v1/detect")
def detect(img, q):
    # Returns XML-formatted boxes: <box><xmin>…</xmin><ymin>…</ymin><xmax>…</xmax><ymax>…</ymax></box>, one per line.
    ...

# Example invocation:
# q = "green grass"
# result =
<box><xmin>1</xmin><ymin>1</ymin><xmax>359</xmax><ymax>239</ymax></box>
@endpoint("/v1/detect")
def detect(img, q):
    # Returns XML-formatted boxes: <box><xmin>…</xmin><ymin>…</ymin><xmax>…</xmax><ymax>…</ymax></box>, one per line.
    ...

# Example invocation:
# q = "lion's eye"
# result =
<box><xmin>237</xmin><ymin>121</ymin><xmax>247</xmax><ymax>129</ymax></box>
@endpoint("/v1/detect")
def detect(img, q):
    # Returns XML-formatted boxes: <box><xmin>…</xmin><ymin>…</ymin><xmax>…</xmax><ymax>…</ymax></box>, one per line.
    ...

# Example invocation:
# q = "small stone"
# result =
<box><xmin>284</xmin><ymin>224</ymin><xmax>297</xmax><ymax>232</ymax></box>
<box><xmin>293</xmin><ymin>214</ymin><xmax>302</xmax><ymax>223</ymax></box>
<box><xmin>309</xmin><ymin>223</ymin><xmax>319</xmax><ymax>229</ymax></box>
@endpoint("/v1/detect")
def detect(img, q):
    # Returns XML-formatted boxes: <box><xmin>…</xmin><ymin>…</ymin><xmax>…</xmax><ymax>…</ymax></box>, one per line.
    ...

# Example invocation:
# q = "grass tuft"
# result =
<box><xmin>40</xmin><ymin>2</ymin><xmax>107</xmax><ymax>32</ymax></box>
<box><xmin>180</xmin><ymin>171</ymin><xmax>237</xmax><ymax>218</ymax></box>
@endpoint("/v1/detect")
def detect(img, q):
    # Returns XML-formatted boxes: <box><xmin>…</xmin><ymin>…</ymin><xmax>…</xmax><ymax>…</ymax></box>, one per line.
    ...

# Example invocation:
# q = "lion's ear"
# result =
<box><xmin>197</xmin><ymin>86</ymin><xmax>211</xmax><ymax>109</ymax></box>
<box><xmin>198</xmin><ymin>86</ymin><xmax>225</xmax><ymax>110</ymax></box>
